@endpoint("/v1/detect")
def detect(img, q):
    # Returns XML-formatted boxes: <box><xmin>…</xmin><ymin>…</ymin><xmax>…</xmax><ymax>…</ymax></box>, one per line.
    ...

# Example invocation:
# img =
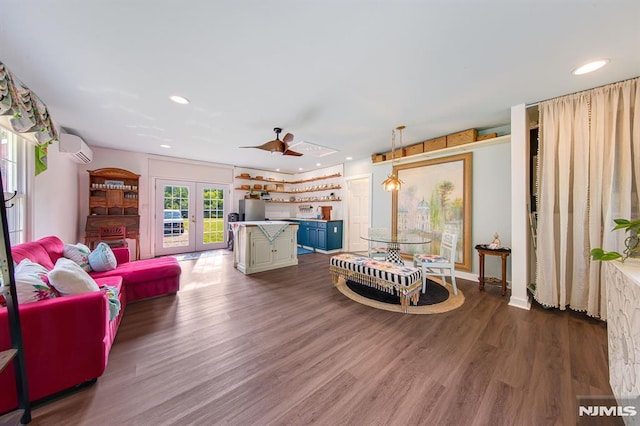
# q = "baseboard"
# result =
<box><xmin>508</xmin><ymin>294</ymin><xmax>532</xmax><ymax>310</ymax></box>
<box><xmin>313</xmin><ymin>248</ymin><xmax>342</xmax><ymax>254</ymax></box>
<box><xmin>455</xmin><ymin>270</ymin><xmax>478</xmax><ymax>282</ymax></box>
<box><xmin>298</xmin><ymin>245</ymin><xmax>342</xmax><ymax>254</ymax></box>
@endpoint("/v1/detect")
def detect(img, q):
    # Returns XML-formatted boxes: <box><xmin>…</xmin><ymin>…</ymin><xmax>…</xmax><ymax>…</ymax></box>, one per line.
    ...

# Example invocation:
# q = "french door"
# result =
<box><xmin>154</xmin><ymin>179</ymin><xmax>229</xmax><ymax>256</ymax></box>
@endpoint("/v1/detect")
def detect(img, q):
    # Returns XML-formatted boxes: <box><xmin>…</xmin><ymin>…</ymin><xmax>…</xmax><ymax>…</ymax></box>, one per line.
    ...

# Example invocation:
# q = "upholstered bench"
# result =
<box><xmin>329</xmin><ymin>253</ymin><xmax>422</xmax><ymax>313</ymax></box>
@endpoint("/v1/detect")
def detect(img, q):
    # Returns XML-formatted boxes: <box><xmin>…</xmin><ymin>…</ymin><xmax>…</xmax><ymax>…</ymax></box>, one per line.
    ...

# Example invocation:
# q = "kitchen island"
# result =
<box><xmin>231</xmin><ymin>221</ymin><xmax>299</xmax><ymax>274</ymax></box>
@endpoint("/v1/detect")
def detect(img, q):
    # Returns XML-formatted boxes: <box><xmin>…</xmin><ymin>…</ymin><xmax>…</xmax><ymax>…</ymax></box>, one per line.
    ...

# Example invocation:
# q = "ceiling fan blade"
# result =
<box><xmin>283</xmin><ymin>149</ymin><xmax>303</xmax><ymax>156</ymax></box>
<box><xmin>282</xmin><ymin>133</ymin><xmax>294</xmax><ymax>144</ymax></box>
<box><xmin>240</xmin><ymin>140</ymin><xmax>284</xmax><ymax>152</ymax></box>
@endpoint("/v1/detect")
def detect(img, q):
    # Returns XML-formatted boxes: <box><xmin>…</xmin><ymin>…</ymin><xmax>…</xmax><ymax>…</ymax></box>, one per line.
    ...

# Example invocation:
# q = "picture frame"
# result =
<box><xmin>392</xmin><ymin>152</ymin><xmax>472</xmax><ymax>271</ymax></box>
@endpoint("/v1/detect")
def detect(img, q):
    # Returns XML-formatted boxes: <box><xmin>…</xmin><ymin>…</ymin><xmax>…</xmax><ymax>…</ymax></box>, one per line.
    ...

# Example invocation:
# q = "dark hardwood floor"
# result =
<box><xmin>28</xmin><ymin>250</ymin><xmax>619</xmax><ymax>425</ymax></box>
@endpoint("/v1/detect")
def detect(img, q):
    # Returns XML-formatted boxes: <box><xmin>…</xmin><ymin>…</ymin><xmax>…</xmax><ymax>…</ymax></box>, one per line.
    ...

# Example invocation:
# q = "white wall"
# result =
<box><xmin>32</xmin><ymin>143</ymin><xmax>80</xmax><ymax>242</ymax></box>
<box><xmin>344</xmin><ymin>139</ymin><xmax>512</xmax><ymax>279</ymax></box>
<box><xmin>77</xmin><ymin>147</ymin><xmax>235</xmax><ymax>259</ymax></box>
<box><xmin>76</xmin><ymin>147</ymin><xmax>150</xmax><ymax>257</ymax></box>
<box><xmin>471</xmin><ymin>142</ymin><xmax>511</xmax><ymax>278</ymax></box>
<box><xmin>509</xmin><ymin>104</ymin><xmax>532</xmax><ymax>310</ymax></box>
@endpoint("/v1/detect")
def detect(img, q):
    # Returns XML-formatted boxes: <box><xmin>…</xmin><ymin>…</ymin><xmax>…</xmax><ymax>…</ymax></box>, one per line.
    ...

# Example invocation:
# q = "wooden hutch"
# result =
<box><xmin>85</xmin><ymin>168</ymin><xmax>141</xmax><ymax>259</ymax></box>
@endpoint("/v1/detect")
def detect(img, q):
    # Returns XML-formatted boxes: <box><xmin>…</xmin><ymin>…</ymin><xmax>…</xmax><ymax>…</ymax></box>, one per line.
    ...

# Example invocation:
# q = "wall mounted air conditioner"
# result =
<box><xmin>59</xmin><ymin>133</ymin><xmax>93</xmax><ymax>164</ymax></box>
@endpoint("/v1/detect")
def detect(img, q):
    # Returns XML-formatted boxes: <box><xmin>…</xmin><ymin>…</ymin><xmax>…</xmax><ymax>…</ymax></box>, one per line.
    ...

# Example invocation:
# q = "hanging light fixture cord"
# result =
<box><xmin>382</xmin><ymin>125</ymin><xmax>405</xmax><ymax>191</ymax></box>
<box><xmin>397</xmin><ymin>125</ymin><xmax>404</xmax><ymax>149</ymax></box>
<box><xmin>390</xmin><ymin>128</ymin><xmax>396</xmax><ymax>163</ymax></box>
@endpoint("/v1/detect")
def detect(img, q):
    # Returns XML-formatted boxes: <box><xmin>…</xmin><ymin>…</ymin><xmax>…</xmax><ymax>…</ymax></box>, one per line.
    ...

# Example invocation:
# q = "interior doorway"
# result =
<box><xmin>345</xmin><ymin>175</ymin><xmax>371</xmax><ymax>253</ymax></box>
<box><xmin>154</xmin><ymin>179</ymin><xmax>229</xmax><ymax>256</ymax></box>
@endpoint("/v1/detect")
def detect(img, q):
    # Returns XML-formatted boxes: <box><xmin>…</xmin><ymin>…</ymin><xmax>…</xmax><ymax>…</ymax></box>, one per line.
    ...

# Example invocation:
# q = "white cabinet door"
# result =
<box><xmin>250</xmin><ymin>231</ymin><xmax>274</xmax><ymax>268</ymax></box>
<box><xmin>272</xmin><ymin>229</ymin><xmax>294</xmax><ymax>263</ymax></box>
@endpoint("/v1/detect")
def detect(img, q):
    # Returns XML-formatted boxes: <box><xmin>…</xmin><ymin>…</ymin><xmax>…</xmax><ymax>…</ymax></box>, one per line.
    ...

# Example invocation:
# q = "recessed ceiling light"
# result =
<box><xmin>316</xmin><ymin>163</ymin><xmax>321</xmax><ymax>167</ymax></box>
<box><xmin>298</xmin><ymin>168</ymin><xmax>303</xmax><ymax>171</ymax></box>
<box><xmin>160</xmin><ymin>144</ymin><xmax>172</xmax><ymax>149</ymax></box>
<box><xmin>572</xmin><ymin>59</ymin><xmax>609</xmax><ymax>75</ymax></box>
<box><xmin>169</xmin><ymin>95</ymin><xmax>190</xmax><ymax>104</ymax></box>
<box><xmin>276</xmin><ymin>168</ymin><xmax>280</xmax><ymax>172</ymax></box>
<box><xmin>346</xmin><ymin>156</ymin><xmax>353</xmax><ymax>160</ymax></box>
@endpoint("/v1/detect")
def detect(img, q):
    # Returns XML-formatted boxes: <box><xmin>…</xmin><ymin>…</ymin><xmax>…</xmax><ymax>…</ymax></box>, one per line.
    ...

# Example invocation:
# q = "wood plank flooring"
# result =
<box><xmin>26</xmin><ymin>250</ymin><xmax>620</xmax><ymax>425</ymax></box>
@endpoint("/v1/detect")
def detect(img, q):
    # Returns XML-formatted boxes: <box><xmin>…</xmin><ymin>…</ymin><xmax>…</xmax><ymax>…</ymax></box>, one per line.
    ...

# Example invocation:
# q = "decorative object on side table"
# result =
<box><xmin>488</xmin><ymin>232</ymin><xmax>501</xmax><ymax>249</ymax></box>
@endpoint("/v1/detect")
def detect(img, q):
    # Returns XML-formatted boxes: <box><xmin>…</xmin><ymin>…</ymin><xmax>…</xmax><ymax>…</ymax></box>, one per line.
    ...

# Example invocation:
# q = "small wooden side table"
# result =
<box><xmin>475</xmin><ymin>244</ymin><xmax>511</xmax><ymax>296</ymax></box>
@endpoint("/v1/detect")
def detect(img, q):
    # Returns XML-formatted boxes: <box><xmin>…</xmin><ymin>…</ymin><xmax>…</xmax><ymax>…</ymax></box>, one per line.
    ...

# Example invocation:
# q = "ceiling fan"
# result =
<box><xmin>240</xmin><ymin>127</ymin><xmax>303</xmax><ymax>156</ymax></box>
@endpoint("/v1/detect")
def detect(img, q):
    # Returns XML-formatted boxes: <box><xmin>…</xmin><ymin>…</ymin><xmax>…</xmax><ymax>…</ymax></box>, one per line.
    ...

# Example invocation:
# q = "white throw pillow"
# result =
<box><xmin>88</xmin><ymin>242</ymin><xmax>117</xmax><ymax>272</ymax></box>
<box><xmin>63</xmin><ymin>242</ymin><xmax>92</xmax><ymax>272</ymax></box>
<box><xmin>48</xmin><ymin>257</ymin><xmax>100</xmax><ymax>296</ymax></box>
<box><xmin>13</xmin><ymin>258</ymin><xmax>58</xmax><ymax>304</ymax></box>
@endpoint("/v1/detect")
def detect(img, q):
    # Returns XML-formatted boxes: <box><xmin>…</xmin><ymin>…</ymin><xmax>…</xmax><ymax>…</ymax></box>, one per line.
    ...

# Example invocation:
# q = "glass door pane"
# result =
<box><xmin>155</xmin><ymin>180</ymin><xmax>195</xmax><ymax>255</ymax></box>
<box><xmin>196</xmin><ymin>183</ymin><xmax>228</xmax><ymax>251</ymax></box>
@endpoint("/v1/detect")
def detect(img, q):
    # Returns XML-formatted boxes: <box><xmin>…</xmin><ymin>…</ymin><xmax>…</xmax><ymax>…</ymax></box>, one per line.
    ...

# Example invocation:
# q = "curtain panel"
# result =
<box><xmin>536</xmin><ymin>77</ymin><xmax>640</xmax><ymax>319</ymax></box>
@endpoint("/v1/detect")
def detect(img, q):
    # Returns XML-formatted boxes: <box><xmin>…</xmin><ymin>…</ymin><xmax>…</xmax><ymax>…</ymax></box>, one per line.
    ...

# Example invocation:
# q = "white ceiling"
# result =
<box><xmin>1</xmin><ymin>1</ymin><xmax>639</xmax><ymax>174</ymax></box>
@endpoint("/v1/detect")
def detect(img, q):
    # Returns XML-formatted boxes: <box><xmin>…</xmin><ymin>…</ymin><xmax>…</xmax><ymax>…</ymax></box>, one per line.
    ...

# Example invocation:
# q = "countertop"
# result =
<box><xmin>610</xmin><ymin>258</ymin><xmax>640</xmax><ymax>286</ymax></box>
<box><xmin>267</xmin><ymin>217</ymin><xmax>343</xmax><ymax>223</ymax></box>
<box><xmin>232</xmin><ymin>220</ymin><xmax>299</xmax><ymax>226</ymax></box>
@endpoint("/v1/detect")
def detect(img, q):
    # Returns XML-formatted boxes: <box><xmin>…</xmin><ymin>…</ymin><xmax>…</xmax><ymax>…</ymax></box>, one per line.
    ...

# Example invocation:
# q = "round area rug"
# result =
<box><xmin>335</xmin><ymin>276</ymin><xmax>464</xmax><ymax>314</ymax></box>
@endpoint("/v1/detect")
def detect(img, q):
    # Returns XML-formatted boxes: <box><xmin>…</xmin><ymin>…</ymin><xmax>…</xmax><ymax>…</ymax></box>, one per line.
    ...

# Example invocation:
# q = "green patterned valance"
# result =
<box><xmin>0</xmin><ymin>61</ymin><xmax>58</xmax><ymax>145</ymax></box>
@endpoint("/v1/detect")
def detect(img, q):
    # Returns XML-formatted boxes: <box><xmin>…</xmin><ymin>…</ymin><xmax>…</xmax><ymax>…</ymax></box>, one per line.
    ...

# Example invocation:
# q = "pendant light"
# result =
<box><xmin>382</xmin><ymin>125</ymin><xmax>405</xmax><ymax>191</ymax></box>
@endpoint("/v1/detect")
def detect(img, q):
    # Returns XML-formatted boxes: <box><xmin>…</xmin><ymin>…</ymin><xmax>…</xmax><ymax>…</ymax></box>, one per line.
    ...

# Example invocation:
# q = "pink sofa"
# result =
<box><xmin>0</xmin><ymin>236</ymin><xmax>181</xmax><ymax>414</ymax></box>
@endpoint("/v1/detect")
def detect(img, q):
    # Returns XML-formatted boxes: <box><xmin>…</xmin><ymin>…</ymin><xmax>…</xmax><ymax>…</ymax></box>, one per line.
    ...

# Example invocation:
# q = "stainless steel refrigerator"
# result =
<box><xmin>239</xmin><ymin>199</ymin><xmax>265</xmax><ymax>221</ymax></box>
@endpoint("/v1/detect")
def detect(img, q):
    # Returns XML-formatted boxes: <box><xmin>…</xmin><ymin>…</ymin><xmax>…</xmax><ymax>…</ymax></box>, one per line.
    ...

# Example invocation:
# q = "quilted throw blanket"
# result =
<box><xmin>101</xmin><ymin>285</ymin><xmax>121</xmax><ymax>321</ymax></box>
<box><xmin>257</xmin><ymin>223</ymin><xmax>289</xmax><ymax>244</ymax></box>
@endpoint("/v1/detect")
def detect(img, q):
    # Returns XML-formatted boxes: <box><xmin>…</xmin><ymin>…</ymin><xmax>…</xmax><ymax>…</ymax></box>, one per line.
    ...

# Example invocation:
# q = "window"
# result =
<box><xmin>0</xmin><ymin>126</ymin><xmax>29</xmax><ymax>245</ymax></box>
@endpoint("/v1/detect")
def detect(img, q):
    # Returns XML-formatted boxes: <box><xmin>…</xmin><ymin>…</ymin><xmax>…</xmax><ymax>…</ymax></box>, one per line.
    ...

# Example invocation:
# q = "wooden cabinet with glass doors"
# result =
<box><xmin>85</xmin><ymin>168</ymin><xmax>141</xmax><ymax>259</ymax></box>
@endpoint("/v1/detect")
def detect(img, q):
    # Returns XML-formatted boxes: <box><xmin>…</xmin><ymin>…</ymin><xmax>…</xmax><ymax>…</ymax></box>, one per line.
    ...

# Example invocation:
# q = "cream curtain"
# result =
<box><xmin>535</xmin><ymin>77</ymin><xmax>640</xmax><ymax>319</ymax></box>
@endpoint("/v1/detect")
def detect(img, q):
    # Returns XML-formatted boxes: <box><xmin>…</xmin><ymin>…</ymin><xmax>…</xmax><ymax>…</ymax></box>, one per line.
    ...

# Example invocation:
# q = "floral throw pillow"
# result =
<box><xmin>12</xmin><ymin>258</ymin><xmax>58</xmax><ymax>304</ymax></box>
<box><xmin>63</xmin><ymin>242</ymin><xmax>92</xmax><ymax>272</ymax></box>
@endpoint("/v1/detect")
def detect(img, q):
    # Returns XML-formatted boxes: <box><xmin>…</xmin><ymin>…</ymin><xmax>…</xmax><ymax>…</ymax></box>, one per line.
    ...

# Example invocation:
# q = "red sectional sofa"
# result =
<box><xmin>0</xmin><ymin>236</ymin><xmax>181</xmax><ymax>414</ymax></box>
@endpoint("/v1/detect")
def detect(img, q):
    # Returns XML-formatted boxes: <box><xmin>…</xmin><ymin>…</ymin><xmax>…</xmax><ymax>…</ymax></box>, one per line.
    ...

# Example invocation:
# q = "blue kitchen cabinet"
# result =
<box><xmin>294</xmin><ymin>220</ymin><xmax>342</xmax><ymax>251</ymax></box>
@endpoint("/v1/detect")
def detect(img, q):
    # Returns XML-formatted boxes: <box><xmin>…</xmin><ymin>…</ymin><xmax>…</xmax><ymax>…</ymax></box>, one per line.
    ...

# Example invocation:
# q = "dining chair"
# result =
<box><xmin>413</xmin><ymin>232</ymin><xmax>458</xmax><ymax>295</ymax></box>
<box><xmin>98</xmin><ymin>226</ymin><xmax>128</xmax><ymax>249</ymax></box>
<box><xmin>367</xmin><ymin>227</ymin><xmax>389</xmax><ymax>260</ymax></box>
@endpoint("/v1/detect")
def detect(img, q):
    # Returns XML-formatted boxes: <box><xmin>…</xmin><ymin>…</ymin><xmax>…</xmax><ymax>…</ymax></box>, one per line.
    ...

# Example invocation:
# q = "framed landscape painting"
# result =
<box><xmin>392</xmin><ymin>152</ymin><xmax>472</xmax><ymax>271</ymax></box>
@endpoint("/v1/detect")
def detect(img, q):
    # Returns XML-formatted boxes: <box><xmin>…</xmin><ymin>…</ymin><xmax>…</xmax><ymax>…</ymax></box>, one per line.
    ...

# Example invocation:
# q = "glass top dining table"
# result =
<box><xmin>360</xmin><ymin>233</ymin><xmax>431</xmax><ymax>264</ymax></box>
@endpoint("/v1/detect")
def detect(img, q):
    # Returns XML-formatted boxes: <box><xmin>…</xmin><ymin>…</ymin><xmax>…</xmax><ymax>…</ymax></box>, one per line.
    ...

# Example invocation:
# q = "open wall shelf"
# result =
<box><xmin>235</xmin><ymin>172</ymin><xmax>343</xmax><ymax>205</ymax></box>
<box><xmin>235</xmin><ymin>185</ymin><xmax>341</xmax><ymax>194</ymax></box>
<box><xmin>235</xmin><ymin>173</ymin><xmax>342</xmax><ymax>184</ymax></box>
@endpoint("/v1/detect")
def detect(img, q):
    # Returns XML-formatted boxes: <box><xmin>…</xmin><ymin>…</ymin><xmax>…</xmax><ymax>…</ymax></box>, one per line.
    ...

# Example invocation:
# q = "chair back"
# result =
<box><xmin>367</xmin><ymin>227</ymin><xmax>389</xmax><ymax>258</ymax></box>
<box><xmin>98</xmin><ymin>226</ymin><xmax>127</xmax><ymax>246</ymax></box>
<box><xmin>368</xmin><ymin>227</ymin><xmax>389</xmax><ymax>239</ymax></box>
<box><xmin>440</xmin><ymin>232</ymin><xmax>458</xmax><ymax>264</ymax></box>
